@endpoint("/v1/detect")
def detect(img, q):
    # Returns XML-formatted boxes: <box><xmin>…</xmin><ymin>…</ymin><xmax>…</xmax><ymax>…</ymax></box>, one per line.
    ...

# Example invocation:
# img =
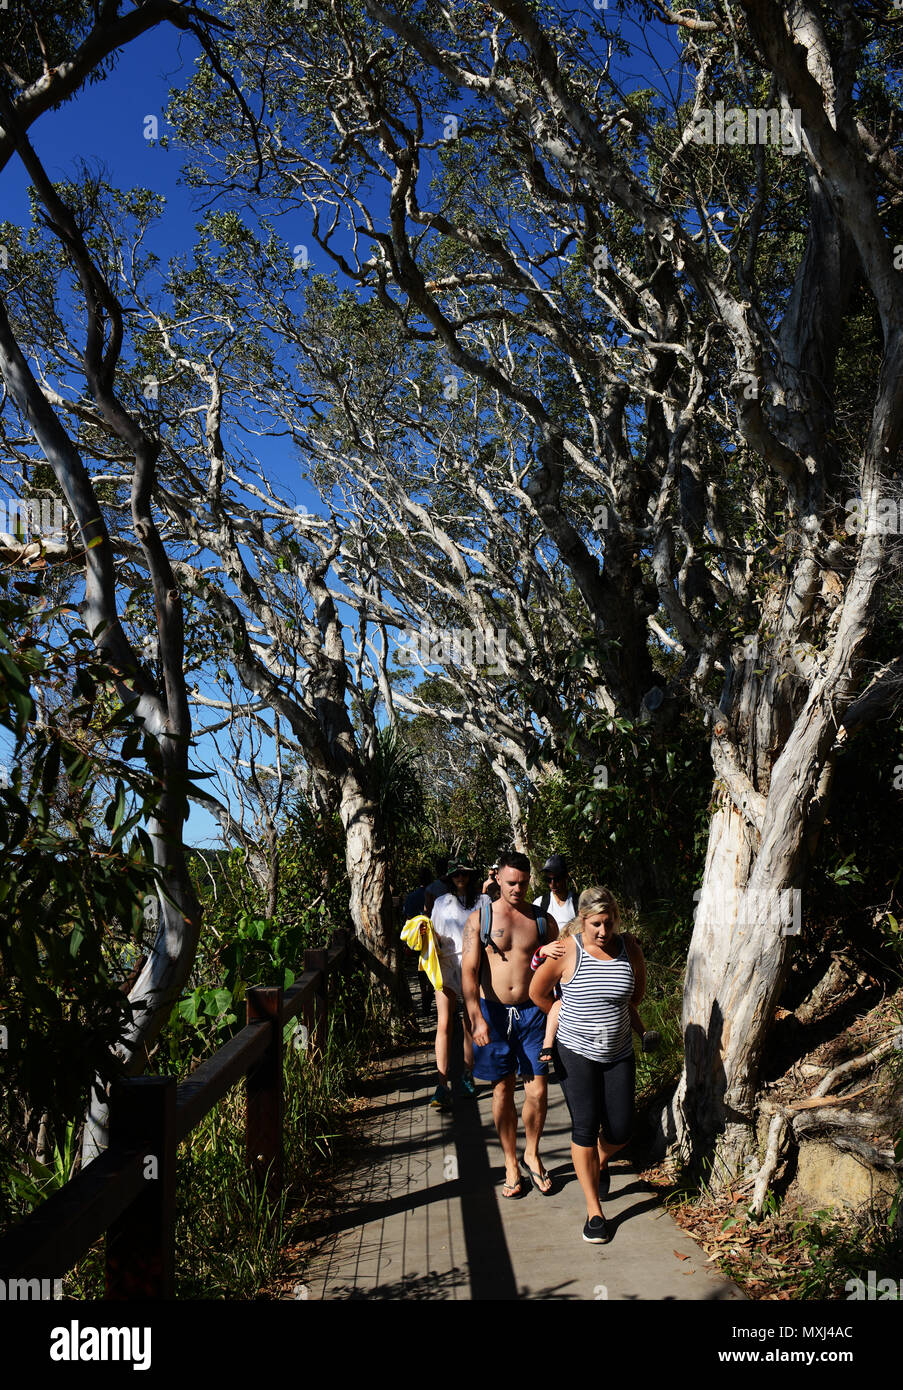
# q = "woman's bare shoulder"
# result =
<box><xmin>559</xmin><ymin>932</ymin><xmax>580</xmax><ymax>982</ymax></box>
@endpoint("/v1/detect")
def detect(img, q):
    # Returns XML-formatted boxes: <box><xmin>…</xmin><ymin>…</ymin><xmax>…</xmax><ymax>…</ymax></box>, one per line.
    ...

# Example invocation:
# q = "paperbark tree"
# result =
<box><xmin>1</xmin><ymin>187</ymin><xmax>412</xmax><ymax>991</ymax></box>
<box><xmin>170</xmin><ymin>0</ymin><xmax>903</xmax><ymax>1180</ymax></box>
<box><xmin>0</xmin><ymin>103</ymin><xmax>203</xmax><ymax>1160</ymax></box>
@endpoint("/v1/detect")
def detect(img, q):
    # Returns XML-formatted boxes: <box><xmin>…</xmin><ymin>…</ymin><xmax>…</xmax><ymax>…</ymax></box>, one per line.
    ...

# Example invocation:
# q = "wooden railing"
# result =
<box><xmin>0</xmin><ymin>927</ymin><xmax>352</xmax><ymax>1298</ymax></box>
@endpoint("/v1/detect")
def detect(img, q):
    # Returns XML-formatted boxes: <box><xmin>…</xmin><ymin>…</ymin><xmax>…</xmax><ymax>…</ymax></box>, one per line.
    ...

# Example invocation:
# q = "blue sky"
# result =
<box><xmin>5</xmin><ymin>27</ymin><xmax>195</xmax><ymax>249</ymax></box>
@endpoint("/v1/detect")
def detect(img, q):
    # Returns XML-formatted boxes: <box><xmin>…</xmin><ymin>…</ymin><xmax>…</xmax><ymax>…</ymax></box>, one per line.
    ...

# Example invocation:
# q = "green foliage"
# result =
<box><xmin>389</xmin><ymin>702</ymin><xmax>512</xmax><ymax>884</ymax></box>
<box><xmin>0</xmin><ymin>1</ymin><xmax>120</xmax><ymax>102</ymax></box>
<box><xmin>783</xmin><ymin>1208</ymin><xmax>903</xmax><ymax>1300</ymax></box>
<box><xmin>802</xmin><ymin>709</ymin><xmax>903</xmax><ymax>988</ymax></box>
<box><xmin>2</xmin><ymin>1121</ymin><xmax>79</xmax><ymax>1219</ymax></box>
<box><xmin>631</xmin><ymin>952</ymin><xmax>684</xmax><ymax>1105</ymax></box>
<box><xmin>890</xmin><ymin>1124</ymin><xmax>903</xmax><ymax>1232</ymax></box>
<box><xmin>0</xmin><ymin>579</ymin><xmax>163</xmax><ymax>1232</ymax></box>
<box><xmin>824</xmin><ymin>853</ymin><xmax>865</xmax><ymax>888</ymax></box>
<box><xmin>66</xmin><ymin>959</ymin><xmax>395</xmax><ymax>1298</ymax></box>
<box><xmin>368</xmin><ymin>723</ymin><xmax>426</xmax><ymax>868</ymax></box>
<box><xmin>528</xmin><ymin>705</ymin><xmax>711</xmax><ymax>961</ymax></box>
<box><xmin>156</xmin><ymin>868</ymin><xmax>334</xmax><ymax>1073</ymax></box>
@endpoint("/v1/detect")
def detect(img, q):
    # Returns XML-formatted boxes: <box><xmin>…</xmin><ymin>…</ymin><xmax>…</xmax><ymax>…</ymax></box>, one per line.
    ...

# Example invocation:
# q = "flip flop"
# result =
<box><xmin>538</xmin><ymin>1046</ymin><xmax>555</xmax><ymax>1065</ymax></box>
<box><xmin>524</xmin><ymin>1164</ymin><xmax>553</xmax><ymax>1195</ymax></box>
<box><xmin>501</xmin><ymin>1176</ymin><xmax>524</xmax><ymax>1199</ymax></box>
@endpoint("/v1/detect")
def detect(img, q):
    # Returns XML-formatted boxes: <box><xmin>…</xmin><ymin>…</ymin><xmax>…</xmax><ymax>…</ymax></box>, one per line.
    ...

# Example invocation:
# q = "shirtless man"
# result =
<box><xmin>462</xmin><ymin>851</ymin><xmax>559</xmax><ymax>1198</ymax></box>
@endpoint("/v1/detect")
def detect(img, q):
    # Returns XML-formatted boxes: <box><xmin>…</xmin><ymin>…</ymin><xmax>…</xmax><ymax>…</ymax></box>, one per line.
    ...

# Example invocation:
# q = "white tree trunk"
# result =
<box><xmin>663</xmin><ymin>794</ymin><xmax>769</xmax><ymax>1178</ymax></box>
<box><xmin>658</xmin><ymin>561</ymin><xmax>882</xmax><ymax>1182</ymax></box>
<box><xmin>81</xmin><ymin>829</ymin><xmax>200</xmax><ymax>1163</ymax></box>
<box><xmin>491</xmin><ymin>756</ymin><xmax>528</xmax><ymax>852</ymax></box>
<box><xmin>338</xmin><ymin>776</ymin><xmax>405</xmax><ymax>1001</ymax></box>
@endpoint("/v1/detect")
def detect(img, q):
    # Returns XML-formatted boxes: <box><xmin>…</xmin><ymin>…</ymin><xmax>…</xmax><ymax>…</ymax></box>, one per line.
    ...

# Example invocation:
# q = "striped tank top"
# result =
<box><xmin>556</xmin><ymin>933</ymin><xmax>634</xmax><ymax>1064</ymax></box>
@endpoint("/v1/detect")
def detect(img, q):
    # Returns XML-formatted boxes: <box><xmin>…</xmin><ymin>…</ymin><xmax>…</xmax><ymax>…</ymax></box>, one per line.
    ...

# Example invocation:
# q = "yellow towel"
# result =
<box><xmin>401</xmin><ymin>914</ymin><xmax>443</xmax><ymax>991</ymax></box>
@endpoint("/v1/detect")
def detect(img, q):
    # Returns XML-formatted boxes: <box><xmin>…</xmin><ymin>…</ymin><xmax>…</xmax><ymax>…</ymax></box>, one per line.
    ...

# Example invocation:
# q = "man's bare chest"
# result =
<box><xmin>486</xmin><ymin>918</ymin><xmax>540</xmax><ymax>959</ymax></box>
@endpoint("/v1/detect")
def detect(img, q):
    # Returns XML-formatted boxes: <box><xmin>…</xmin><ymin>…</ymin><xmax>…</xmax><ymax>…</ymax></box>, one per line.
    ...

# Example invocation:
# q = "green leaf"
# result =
<box><xmin>178</xmin><ymin>993</ymin><xmax>200</xmax><ymax>1026</ymax></box>
<box><xmin>205</xmin><ymin>988</ymin><xmax>233</xmax><ymax>1017</ymax></box>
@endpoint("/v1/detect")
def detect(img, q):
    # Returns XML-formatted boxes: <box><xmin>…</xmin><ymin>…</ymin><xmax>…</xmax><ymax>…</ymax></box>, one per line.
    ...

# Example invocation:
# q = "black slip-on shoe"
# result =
<box><xmin>582</xmin><ymin>1215</ymin><xmax>611</xmax><ymax>1244</ymax></box>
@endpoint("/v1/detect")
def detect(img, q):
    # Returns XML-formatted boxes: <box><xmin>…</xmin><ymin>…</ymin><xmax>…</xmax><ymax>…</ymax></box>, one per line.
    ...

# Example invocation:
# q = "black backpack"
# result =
<box><xmin>479</xmin><ymin>897</ymin><xmax>546</xmax><ymax>951</ymax></box>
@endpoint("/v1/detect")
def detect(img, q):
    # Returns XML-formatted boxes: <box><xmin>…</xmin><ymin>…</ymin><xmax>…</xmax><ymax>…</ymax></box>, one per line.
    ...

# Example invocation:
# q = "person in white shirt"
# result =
<box><xmin>429</xmin><ymin>861</ymin><xmax>479</xmax><ymax>1110</ymax></box>
<box><xmin>533</xmin><ymin>854</ymin><xmax>578</xmax><ymax>929</ymax></box>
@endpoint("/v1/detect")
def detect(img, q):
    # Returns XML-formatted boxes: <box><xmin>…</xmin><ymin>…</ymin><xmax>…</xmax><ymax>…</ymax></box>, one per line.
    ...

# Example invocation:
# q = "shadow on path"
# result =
<box><xmin>450</xmin><ymin>1075</ymin><xmax>518</xmax><ymax>1300</ymax></box>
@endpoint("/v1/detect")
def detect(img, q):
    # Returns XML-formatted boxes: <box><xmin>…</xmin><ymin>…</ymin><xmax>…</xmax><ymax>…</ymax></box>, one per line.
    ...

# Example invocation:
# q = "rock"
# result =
<box><xmin>789</xmin><ymin>1139</ymin><xmax>899</xmax><ymax>1216</ymax></box>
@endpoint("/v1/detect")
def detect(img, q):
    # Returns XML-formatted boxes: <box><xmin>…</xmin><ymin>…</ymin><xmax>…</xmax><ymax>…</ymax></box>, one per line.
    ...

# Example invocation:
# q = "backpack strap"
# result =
<box><xmin>539</xmin><ymin>889</ymin><xmax>551</xmax><ymax>917</ymax></box>
<box><xmin>480</xmin><ymin>896</ymin><xmax>492</xmax><ymax>946</ymax></box>
<box><xmin>479</xmin><ymin>898</ymin><xmax>546</xmax><ymax>949</ymax></box>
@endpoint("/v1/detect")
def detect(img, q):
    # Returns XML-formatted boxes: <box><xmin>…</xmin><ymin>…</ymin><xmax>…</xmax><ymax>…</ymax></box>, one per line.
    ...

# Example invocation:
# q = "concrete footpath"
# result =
<box><xmin>295</xmin><ymin>1018</ymin><xmax>745</xmax><ymax>1302</ymax></box>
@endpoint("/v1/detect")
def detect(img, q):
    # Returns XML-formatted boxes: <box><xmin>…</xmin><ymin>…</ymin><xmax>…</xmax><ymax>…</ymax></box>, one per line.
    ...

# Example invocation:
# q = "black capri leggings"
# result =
<box><xmin>555</xmin><ymin>1042</ymin><xmax>636</xmax><ymax>1148</ymax></box>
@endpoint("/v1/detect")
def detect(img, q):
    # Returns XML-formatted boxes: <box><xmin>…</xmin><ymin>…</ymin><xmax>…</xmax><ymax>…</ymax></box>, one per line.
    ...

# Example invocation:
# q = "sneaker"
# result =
<box><xmin>459</xmin><ymin>1070</ymin><xmax>476</xmax><ymax>1097</ymax></box>
<box><xmin>430</xmin><ymin>1085</ymin><xmax>452</xmax><ymax>1111</ymax></box>
<box><xmin>582</xmin><ymin>1215</ymin><xmax>611</xmax><ymax>1244</ymax></box>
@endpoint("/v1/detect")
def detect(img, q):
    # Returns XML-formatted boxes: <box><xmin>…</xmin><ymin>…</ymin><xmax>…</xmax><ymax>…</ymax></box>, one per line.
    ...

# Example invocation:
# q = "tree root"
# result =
<box><xmin>749</xmin><ymin>1029</ymin><xmax>903</xmax><ymax>1218</ymax></box>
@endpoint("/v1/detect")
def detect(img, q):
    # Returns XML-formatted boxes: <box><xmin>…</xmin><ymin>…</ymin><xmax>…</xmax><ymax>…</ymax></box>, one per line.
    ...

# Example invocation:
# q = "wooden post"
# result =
<box><xmin>105</xmin><ymin>1075</ymin><xmax>177</xmax><ymax>1299</ymax></box>
<box><xmin>330</xmin><ymin>928</ymin><xmax>350</xmax><ymax>994</ymax></box>
<box><xmin>246</xmin><ymin>985</ymin><xmax>284</xmax><ymax>1209</ymax></box>
<box><xmin>303</xmin><ymin>948</ymin><xmax>328</xmax><ymax>1055</ymax></box>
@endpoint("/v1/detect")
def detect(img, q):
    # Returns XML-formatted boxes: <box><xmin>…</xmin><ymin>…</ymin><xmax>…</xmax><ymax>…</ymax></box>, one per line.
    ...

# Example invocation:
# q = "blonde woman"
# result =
<box><xmin>532</xmin><ymin>919</ymin><xmax>653</xmax><ymax>1064</ymax></box>
<box><xmin>529</xmin><ymin>887</ymin><xmax>647</xmax><ymax>1244</ymax></box>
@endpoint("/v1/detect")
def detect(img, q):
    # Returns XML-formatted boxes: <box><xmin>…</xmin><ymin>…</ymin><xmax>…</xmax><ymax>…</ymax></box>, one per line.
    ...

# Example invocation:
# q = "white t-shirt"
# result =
<box><xmin>431</xmin><ymin>892</ymin><xmax>472</xmax><ymax>960</ymax></box>
<box><xmin>534</xmin><ymin>890</ymin><xmax>577</xmax><ymax>930</ymax></box>
<box><xmin>431</xmin><ymin>892</ymin><xmax>473</xmax><ymax>998</ymax></box>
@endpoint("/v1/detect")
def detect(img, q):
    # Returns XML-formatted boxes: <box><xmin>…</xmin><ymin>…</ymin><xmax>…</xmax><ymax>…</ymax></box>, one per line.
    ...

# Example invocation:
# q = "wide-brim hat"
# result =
<box><xmin>448</xmin><ymin>860</ymin><xmax>476</xmax><ymax>874</ymax></box>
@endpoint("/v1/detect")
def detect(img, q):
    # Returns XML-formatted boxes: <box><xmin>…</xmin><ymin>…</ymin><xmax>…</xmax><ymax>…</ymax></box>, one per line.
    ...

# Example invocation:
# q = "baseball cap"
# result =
<box><xmin>542</xmin><ymin>854</ymin><xmax>568</xmax><ymax>877</ymax></box>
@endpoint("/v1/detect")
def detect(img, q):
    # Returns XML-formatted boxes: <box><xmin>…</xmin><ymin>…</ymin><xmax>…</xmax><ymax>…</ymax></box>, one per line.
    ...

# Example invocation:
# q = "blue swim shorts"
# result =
<box><xmin>472</xmin><ymin>999</ymin><xmax>548</xmax><ymax>1082</ymax></box>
